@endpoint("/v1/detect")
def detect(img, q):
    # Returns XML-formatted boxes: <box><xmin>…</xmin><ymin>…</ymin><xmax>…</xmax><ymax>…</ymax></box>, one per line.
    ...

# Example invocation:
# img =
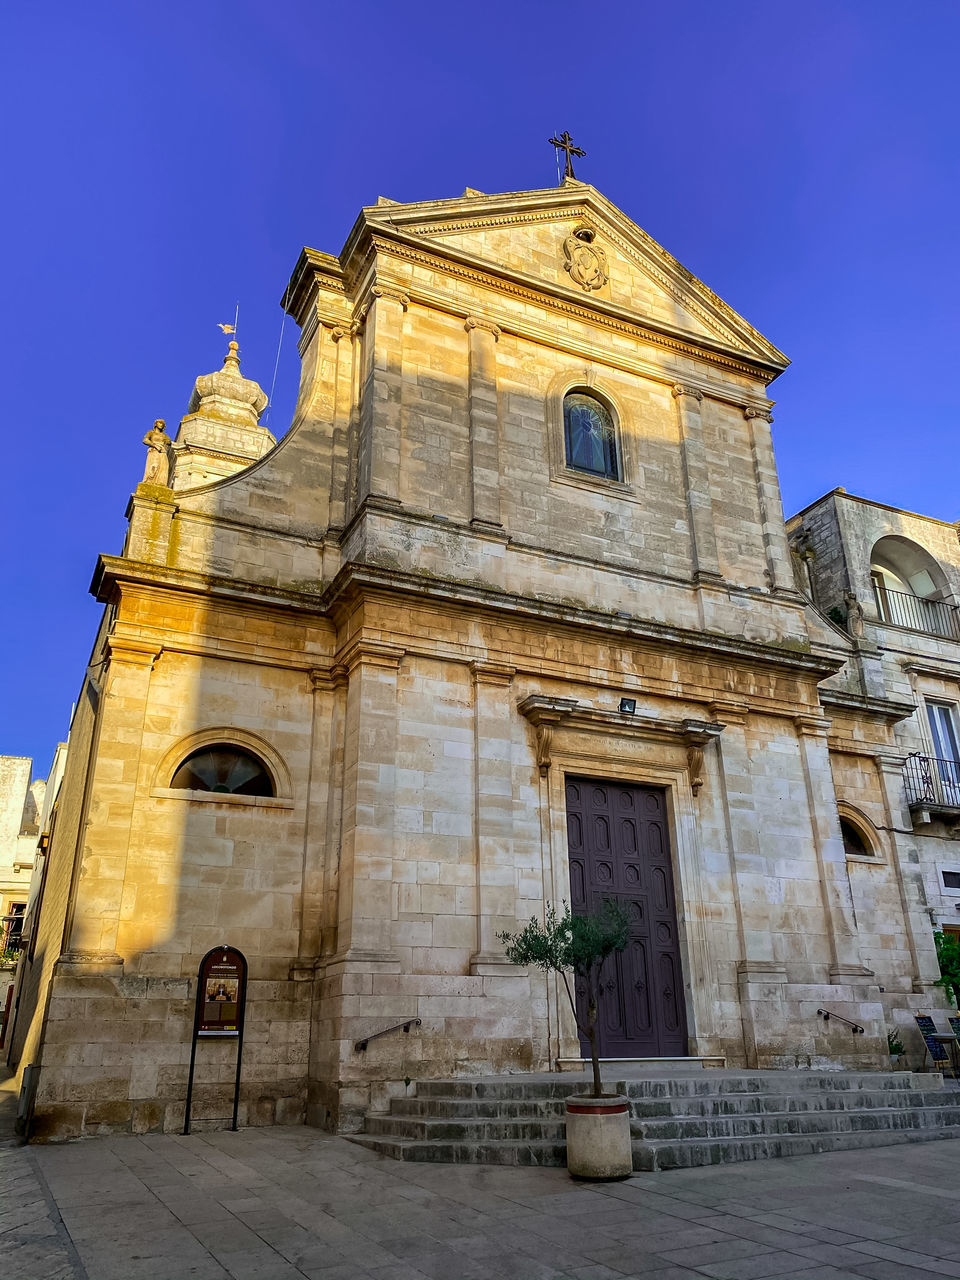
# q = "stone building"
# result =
<box><xmin>0</xmin><ymin>757</ymin><xmax>45</xmax><ymax>959</ymax></box>
<box><xmin>788</xmin><ymin>491</ymin><xmax>960</xmax><ymax>971</ymax></box>
<box><xmin>8</xmin><ymin>180</ymin><xmax>953</xmax><ymax>1140</ymax></box>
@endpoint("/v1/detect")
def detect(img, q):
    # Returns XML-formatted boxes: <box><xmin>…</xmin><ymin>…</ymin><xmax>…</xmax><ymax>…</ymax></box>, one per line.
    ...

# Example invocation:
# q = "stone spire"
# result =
<box><xmin>169</xmin><ymin>341</ymin><xmax>276</xmax><ymax>491</ymax></box>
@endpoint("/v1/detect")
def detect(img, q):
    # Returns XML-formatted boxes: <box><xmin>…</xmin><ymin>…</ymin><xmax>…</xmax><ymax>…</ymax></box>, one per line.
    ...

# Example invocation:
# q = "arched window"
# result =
<box><xmin>870</xmin><ymin>536</ymin><xmax>957</xmax><ymax>637</ymax></box>
<box><xmin>840</xmin><ymin>816</ymin><xmax>875</xmax><ymax>858</ymax></box>
<box><xmin>170</xmin><ymin>745</ymin><xmax>274</xmax><ymax>797</ymax></box>
<box><xmin>563</xmin><ymin>392</ymin><xmax>619</xmax><ymax>479</ymax></box>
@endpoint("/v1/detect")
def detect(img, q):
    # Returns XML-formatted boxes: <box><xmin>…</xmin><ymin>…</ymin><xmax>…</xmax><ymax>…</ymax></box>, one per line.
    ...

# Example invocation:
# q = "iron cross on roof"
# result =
<box><xmin>549</xmin><ymin>131</ymin><xmax>586</xmax><ymax>180</ymax></box>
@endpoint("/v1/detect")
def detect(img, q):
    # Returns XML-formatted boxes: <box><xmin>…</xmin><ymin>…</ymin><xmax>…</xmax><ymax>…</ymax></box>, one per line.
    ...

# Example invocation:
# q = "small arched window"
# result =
<box><xmin>563</xmin><ymin>392</ymin><xmax>619</xmax><ymax>479</ymax></box>
<box><xmin>170</xmin><ymin>745</ymin><xmax>274</xmax><ymax>797</ymax></box>
<box><xmin>840</xmin><ymin>816</ymin><xmax>874</xmax><ymax>858</ymax></box>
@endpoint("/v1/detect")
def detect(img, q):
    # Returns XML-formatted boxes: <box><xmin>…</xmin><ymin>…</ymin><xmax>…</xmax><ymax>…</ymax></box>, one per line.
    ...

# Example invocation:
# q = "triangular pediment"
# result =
<box><xmin>354</xmin><ymin>183</ymin><xmax>787</xmax><ymax>371</ymax></box>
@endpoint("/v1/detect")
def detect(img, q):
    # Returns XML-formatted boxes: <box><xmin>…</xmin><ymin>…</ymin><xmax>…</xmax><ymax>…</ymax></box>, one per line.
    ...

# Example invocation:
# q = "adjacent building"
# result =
<box><xmin>788</xmin><ymin>492</ymin><xmax>960</xmax><ymax>964</ymax></box>
<box><xmin>7</xmin><ymin>180</ymin><xmax>957</xmax><ymax>1140</ymax></box>
<box><xmin>0</xmin><ymin>757</ymin><xmax>44</xmax><ymax>960</ymax></box>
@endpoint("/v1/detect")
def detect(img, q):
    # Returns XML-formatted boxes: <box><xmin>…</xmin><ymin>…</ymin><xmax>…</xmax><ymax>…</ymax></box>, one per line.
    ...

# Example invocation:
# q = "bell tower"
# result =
<box><xmin>169</xmin><ymin>341</ymin><xmax>275</xmax><ymax>490</ymax></box>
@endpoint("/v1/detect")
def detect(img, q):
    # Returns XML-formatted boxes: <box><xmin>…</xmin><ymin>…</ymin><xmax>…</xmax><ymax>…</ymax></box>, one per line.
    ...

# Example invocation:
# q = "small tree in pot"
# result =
<box><xmin>498</xmin><ymin>900</ymin><xmax>633</xmax><ymax>1178</ymax></box>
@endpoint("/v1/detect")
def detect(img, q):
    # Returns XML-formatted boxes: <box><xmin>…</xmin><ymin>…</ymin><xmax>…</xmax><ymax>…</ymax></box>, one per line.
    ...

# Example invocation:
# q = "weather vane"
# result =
<box><xmin>549</xmin><ymin>131</ymin><xmax>586</xmax><ymax>181</ymax></box>
<box><xmin>218</xmin><ymin>302</ymin><xmax>240</xmax><ymax>339</ymax></box>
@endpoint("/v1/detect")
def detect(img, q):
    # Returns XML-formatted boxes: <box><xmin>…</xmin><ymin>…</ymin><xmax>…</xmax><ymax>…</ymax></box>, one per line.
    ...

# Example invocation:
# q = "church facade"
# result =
<box><xmin>8</xmin><ymin>181</ymin><xmax>953</xmax><ymax>1139</ymax></box>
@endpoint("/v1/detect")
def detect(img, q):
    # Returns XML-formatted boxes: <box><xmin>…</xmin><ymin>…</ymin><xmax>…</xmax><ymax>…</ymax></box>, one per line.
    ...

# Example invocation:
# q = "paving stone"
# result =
<box><xmin>9</xmin><ymin>1128</ymin><xmax>960</xmax><ymax>1280</ymax></box>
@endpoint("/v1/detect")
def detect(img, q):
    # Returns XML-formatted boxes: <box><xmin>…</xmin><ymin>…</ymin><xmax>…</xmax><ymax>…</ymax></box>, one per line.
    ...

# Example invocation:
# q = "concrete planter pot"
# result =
<box><xmin>565</xmin><ymin>1094</ymin><xmax>633</xmax><ymax>1179</ymax></box>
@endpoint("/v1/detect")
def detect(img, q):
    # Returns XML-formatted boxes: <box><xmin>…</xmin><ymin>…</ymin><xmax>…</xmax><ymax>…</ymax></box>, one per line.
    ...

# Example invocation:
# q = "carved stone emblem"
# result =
<box><xmin>562</xmin><ymin>226</ymin><xmax>608</xmax><ymax>292</ymax></box>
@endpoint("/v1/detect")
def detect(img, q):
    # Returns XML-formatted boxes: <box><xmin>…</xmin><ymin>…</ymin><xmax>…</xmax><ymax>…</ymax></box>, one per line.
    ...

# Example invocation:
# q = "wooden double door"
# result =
<box><xmin>565</xmin><ymin>777</ymin><xmax>688</xmax><ymax>1058</ymax></box>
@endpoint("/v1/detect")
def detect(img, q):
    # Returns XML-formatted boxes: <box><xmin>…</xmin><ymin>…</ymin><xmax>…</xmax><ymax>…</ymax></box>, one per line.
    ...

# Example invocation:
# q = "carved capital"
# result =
<box><xmin>338</xmin><ymin>640</ymin><xmax>405</xmax><ymax>674</ymax></box>
<box><xmin>311</xmin><ymin>664</ymin><xmax>349</xmax><ymax>692</ymax></box>
<box><xmin>471</xmin><ymin>659</ymin><xmax>516</xmax><ymax>688</ymax></box>
<box><xmin>744</xmin><ymin>404</ymin><xmax>774</xmax><ymax>423</ymax></box>
<box><xmin>106</xmin><ymin>637</ymin><xmax>162</xmax><ymax>668</ymax></box>
<box><xmin>874</xmin><ymin>750</ymin><xmax>908</xmax><ymax>774</ymax></box>
<box><xmin>794</xmin><ymin>712</ymin><xmax>831</xmax><ymax>738</ymax></box>
<box><xmin>672</xmin><ymin>383</ymin><xmax>703</xmax><ymax>403</ymax></box>
<box><xmin>464</xmin><ymin>316</ymin><xmax>501</xmax><ymax>341</ymax></box>
<box><xmin>707</xmin><ymin>700</ymin><xmax>749</xmax><ymax>727</ymax></box>
<box><xmin>371</xmin><ymin>286</ymin><xmax>410</xmax><ymax>311</ymax></box>
<box><xmin>329</xmin><ymin>325</ymin><xmax>351</xmax><ymax>343</ymax></box>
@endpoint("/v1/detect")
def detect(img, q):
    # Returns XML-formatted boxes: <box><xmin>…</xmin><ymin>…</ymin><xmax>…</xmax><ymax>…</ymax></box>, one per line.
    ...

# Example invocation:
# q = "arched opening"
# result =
<box><xmin>170</xmin><ymin>744</ymin><xmax>275</xmax><ymax>797</ymax></box>
<box><xmin>563</xmin><ymin>390</ymin><xmax>620</xmax><ymax>479</ymax></box>
<box><xmin>869</xmin><ymin>536</ymin><xmax>957</xmax><ymax>637</ymax></box>
<box><xmin>839</xmin><ymin>816</ymin><xmax>875</xmax><ymax>859</ymax></box>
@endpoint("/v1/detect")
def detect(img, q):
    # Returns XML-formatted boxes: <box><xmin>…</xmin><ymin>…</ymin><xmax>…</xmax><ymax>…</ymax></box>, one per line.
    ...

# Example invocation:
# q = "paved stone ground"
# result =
<box><xmin>3</xmin><ymin>1126</ymin><xmax>960</xmax><ymax>1280</ymax></box>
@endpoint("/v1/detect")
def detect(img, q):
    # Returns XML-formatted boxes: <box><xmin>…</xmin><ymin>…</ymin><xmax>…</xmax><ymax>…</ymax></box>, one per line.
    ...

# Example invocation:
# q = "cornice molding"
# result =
<box><xmin>516</xmin><ymin>694</ymin><xmax>723</xmax><ymax>789</ymax></box>
<box><xmin>92</xmin><ymin>553</ymin><xmax>843</xmax><ymax>687</ymax></box>
<box><xmin>900</xmin><ymin>658</ymin><xmax>960</xmax><ymax>680</ymax></box>
<box><xmin>368</xmin><ymin>188</ymin><xmax>784</xmax><ymax>361</ymax></box>
<box><xmin>818</xmin><ymin>688</ymin><xmax>916</xmax><ymax>724</ymax></box>
<box><xmin>362</xmin><ymin>234</ymin><xmax>779</xmax><ymax>382</ymax></box>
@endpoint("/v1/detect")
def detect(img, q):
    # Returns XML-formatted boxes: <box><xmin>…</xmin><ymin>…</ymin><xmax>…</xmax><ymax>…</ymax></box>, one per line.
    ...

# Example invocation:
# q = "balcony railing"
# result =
<box><xmin>874</xmin><ymin>587</ymin><xmax>960</xmax><ymax>640</ymax></box>
<box><xmin>904</xmin><ymin>752</ymin><xmax>960</xmax><ymax>811</ymax></box>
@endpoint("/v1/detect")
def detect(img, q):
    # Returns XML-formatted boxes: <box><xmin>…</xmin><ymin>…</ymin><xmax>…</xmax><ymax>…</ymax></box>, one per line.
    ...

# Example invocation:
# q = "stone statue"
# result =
<box><xmin>142</xmin><ymin>419</ymin><xmax>172</xmax><ymax>487</ymax></box>
<box><xmin>844</xmin><ymin>591</ymin><xmax>865</xmax><ymax>639</ymax></box>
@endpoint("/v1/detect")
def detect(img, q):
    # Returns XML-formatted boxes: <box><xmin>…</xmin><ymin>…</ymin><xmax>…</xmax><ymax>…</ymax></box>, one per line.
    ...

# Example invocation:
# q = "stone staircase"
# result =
<box><xmin>348</xmin><ymin>1070</ymin><xmax>960</xmax><ymax>1171</ymax></box>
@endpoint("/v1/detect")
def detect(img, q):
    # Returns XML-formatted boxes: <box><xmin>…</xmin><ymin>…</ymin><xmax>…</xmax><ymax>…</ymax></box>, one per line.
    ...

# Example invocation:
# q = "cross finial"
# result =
<box><xmin>548</xmin><ymin>131</ymin><xmax>586</xmax><ymax>181</ymax></box>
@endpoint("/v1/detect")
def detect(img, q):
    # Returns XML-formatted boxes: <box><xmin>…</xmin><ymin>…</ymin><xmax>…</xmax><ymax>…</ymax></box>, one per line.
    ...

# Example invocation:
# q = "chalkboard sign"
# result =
<box><xmin>915</xmin><ymin>1014</ymin><xmax>949</xmax><ymax>1061</ymax></box>
<box><xmin>949</xmin><ymin>1016</ymin><xmax>960</xmax><ymax>1041</ymax></box>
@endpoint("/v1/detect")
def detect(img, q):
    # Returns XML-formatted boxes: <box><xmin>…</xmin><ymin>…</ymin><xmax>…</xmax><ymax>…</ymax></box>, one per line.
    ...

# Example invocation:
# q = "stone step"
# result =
<box><xmin>351</xmin><ymin>1072</ymin><xmax>960</xmax><ymax>1171</ymax></box>
<box><xmin>352</xmin><ymin>1122</ymin><xmax>960</xmax><ymax>1171</ymax></box>
<box><xmin>387</xmin><ymin>1087</ymin><xmax>942</xmax><ymax>1121</ymax></box>
<box><xmin>363</xmin><ymin>1114</ymin><xmax>567</xmax><ymax>1141</ymax></box>
<box><xmin>409</xmin><ymin>1071</ymin><xmax>930</xmax><ymax>1102</ymax></box>
<box><xmin>349</xmin><ymin>1134</ymin><xmax>568</xmax><ymax>1166</ymax></box>
<box><xmin>364</xmin><ymin>1102</ymin><xmax>960</xmax><ymax>1146</ymax></box>
<box><xmin>636</xmin><ymin>1124</ymin><xmax>960</xmax><ymax>1171</ymax></box>
<box><xmin>388</xmin><ymin>1097</ymin><xmax>570</xmax><ymax>1119</ymax></box>
<box><xmin>633</xmin><ymin>1105</ymin><xmax>960</xmax><ymax>1141</ymax></box>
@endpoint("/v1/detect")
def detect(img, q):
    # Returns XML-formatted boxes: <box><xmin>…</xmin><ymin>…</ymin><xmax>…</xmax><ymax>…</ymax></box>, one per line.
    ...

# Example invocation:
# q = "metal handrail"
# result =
<box><xmin>903</xmin><ymin>753</ymin><xmax>960</xmax><ymax>810</ymax></box>
<box><xmin>354</xmin><ymin>1018</ymin><xmax>421</xmax><ymax>1052</ymax></box>
<box><xmin>817</xmin><ymin>1008</ymin><xmax>864</xmax><ymax>1034</ymax></box>
<box><xmin>874</xmin><ymin>586</ymin><xmax>960</xmax><ymax>639</ymax></box>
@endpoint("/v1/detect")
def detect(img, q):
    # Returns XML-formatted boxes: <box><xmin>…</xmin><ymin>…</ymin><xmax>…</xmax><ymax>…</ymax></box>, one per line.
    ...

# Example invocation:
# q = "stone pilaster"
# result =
<box><xmin>794</xmin><ymin>713</ymin><xmax>871</xmax><ymax>978</ymax></box>
<box><xmin>469</xmin><ymin>660</ymin><xmax>516</xmax><ymax>973</ymax></box>
<box><xmin>874</xmin><ymin>752</ymin><xmax>942</xmax><ymax>993</ymax></box>
<box><xmin>672</xmin><ymin>384</ymin><xmax>722</xmax><ymax>582</ymax></box>
<box><xmin>744</xmin><ymin>405</ymin><xmax>794</xmax><ymax>593</ymax></box>
<box><xmin>63</xmin><ymin>636</ymin><xmax>161</xmax><ymax>962</ymax></box>
<box><xmin>329</xmin><ymin>641</ymin><xmax>405</xmax><ymax>970</ymax></box>
<box><xmin>709</xmin><ymin>702</ymin><xmax>766</xmax><ymax>962</ymax></box>
<box><xmin>124</xmin><ymin>483</ymin><xmax>177</xmax><ymax>565</ymax></box>
<box><xmin>357</xmin><ymin>288</ymin><xmax>409</xmax><ymax>508</ymax></box>
<box><xmin>326</xmin><ymin>325</ymin><xmax>357</xmax><ymax>532</ymax></box>
<box><xmin>292</xmin><ymin>668</ymin><xmax>345</xmax><ymax>975</ymax></box>
<box><xmin>464</xmin><ymin>318</ymin><xmax>503</xmax><ymax>530</ymax></box>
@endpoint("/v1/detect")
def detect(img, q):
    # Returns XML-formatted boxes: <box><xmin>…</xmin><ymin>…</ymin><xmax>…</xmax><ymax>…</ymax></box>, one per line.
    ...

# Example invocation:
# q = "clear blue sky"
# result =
<box><xmin>2</xmin><ymin>1</ymin><xmax>959</xmax><ymax>770</ymax></box>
